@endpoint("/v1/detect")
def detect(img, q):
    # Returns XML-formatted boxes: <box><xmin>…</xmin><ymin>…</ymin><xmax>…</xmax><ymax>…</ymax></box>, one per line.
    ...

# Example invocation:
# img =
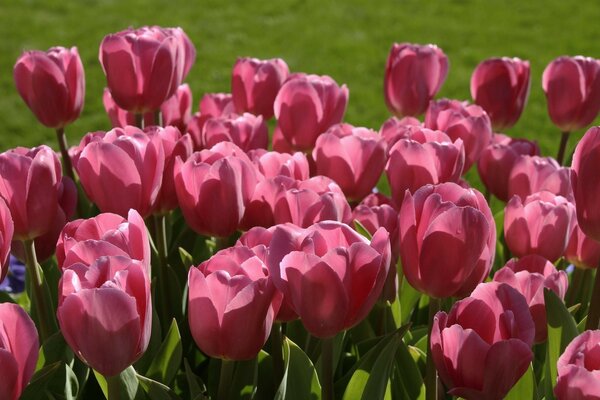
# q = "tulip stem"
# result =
<box><xmin>585</xmin><ymin>268</ymin><xmax>600</xmax><ymax>330</ymax></box>
<box><xmin>566</xmin><ymin>267</ymin><xmax>585</xmax><ymax>306</ymax></box>
<box><xmin>105</xmin><ymin>374</ymin><xmax>121</xmax><ymax>400</ymax></box>
<box><xmin>556</xmin><ymin>131</ymin><xmax>570</xmax><ymax>165</ymax></box>
<box><xmin>153</xmin><ymin>214</ymin><xmax>172</xmax><ymax>332</ymax></box>
<box><xmin>23</xmin><ymin>239</ymin><xmax>53</xmax><ymax>342</ymax></box>
<box><xmin>154</xmin><ymin>110</ymin><xmax>163</xmax><ymax>127</ymax></box>
<box><xmin>135</xmin><ymin>113</ymin><xmax>144</xmax><ymax>129</ymax></box>
<box><xmin>218</xmin><ymin>359</ymin><xmax>234</xmax><ymax>400</ymax></box>
<box><xmin>321</xmin><ymin>337</ymin><xmax>334</xmax><ymax>400</ymax></box>
<box><xmin>56</xmin><ymin>127</ymin><xmax>76</xmax><ymax>183</ymax></box>
<box><xmin>426</xmin><ymin>297</ymin><xmax>441</xmax><ymax>400</ymax></box>
<box><xmin>271</xmin><ymin>323</ymin><xmax>285</xmax><ymax>387</ymax></box>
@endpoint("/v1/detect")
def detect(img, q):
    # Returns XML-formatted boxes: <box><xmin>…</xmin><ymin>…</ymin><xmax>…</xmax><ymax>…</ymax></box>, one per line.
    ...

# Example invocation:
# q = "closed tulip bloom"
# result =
<box><xmin>384</xmin><ymin>43</ymin><xmax>448</xmax><ymax>117</ymax></box>
<box><xmin>274</xmin><ymin>73</ymin><xmax>349</xmax><ymax>151</ymax></box>
<box><xmin>267</xmin><ymin>221</ymin><xmax>391</xmax><ymax>338</ymax></box>
<box><xmin>248</xmin><ymin>149</ymin><xmax>309</xmax><ymax>181</ymax></box>
<box><xmin>386</xmin><ymin>128</ymin><xmax>465</xmax><ymax>207</ymax></box>
<box><xmin>202</xmin><ymin>113</ymin><xmax>268</xmax><ymax>151</ymax></box>
<box><xmin>426</xmin><ymin>99</ymin><xmax>493</xmax><ymax>172</ymax></box>
<box><xmin>0</xmin><ymin>200</ymin><xmax>13</xmax><ymax>281</ymax></box>
<box><xmin>58</xmin><ymin>256</ymin><xmax>151</xmax><ymax>377</ymax></box>
<box><xmin>504</xmin><ymin>191</ymin><xmax>575</xmax><ymax>262</ymax></box>
<box><xmin>188</xmin><ymin>246</ymin><xmax>281</xmax><ymax>360</ymax></box>
<box><xmin>470</xmin><ymin>57</ymin><xmax>531</xmax><ymax>131</ymax></box>
<box><xmin>160</xmin><ymin>84</ymin><xmax>193</xmax><ymax>132</ymax></box>
<box><xmin>14</xmin><ymin>46</ymin><xmax>85</xmax><ymax>129</ymax></box>
<box><xmin>0</xmin><ymin>303</ymin><xmax>39</xmax><ymax>400</ymax></box>
<box><xmin>543</xmin><ymin>56</ymin><xmax>600</xmax><ymax>132</ymax></box>
<box><xmin>477</xmin><ymin>134</ymin><xmax>540</xmax><ymax>201</ymax></box>
<box><xmin>56</xmin><ymin>209</ymin><xmax>150</xmax><ymax>272</ymax></box>
<box><xmin>103</xmin><ymin>88</ymin><xmax>138</xmax><ymax>128</ymax></box>
<box><xmin>508</xmin><ymin>155</ymin><xmax>572</xmax><ymax>201</ymax></box>
<box><xmin>313</xmin><ymin>124</ymin><xmax>388</xmax><ymax>201</ymax></box>
<box><xmin>572</xmin><ymin>126</ymin><xmax>600</xmax><ymax>241</ymax></box>
<box><xmin>379</xmin><ymin>116</ymin><xmax>423</xmax><ymax>151</ymax></box>
<box><xmin>431</xmin><ymin>281</ymin><xmax>534</xmax><ymax>400</ymax></box>
<box><xmin>76</xmin><ymin>126</ymin><xmax>165</xmax><ymax>218</ymax></box>
<box><xmin>271</xmin><ymin>126</ymin><xmax>295</xmax><ymax>154</ymax></box>
<box><xmin>0</xmin><ymin>145</ymin><xmax>62</xmax><ymax>240</ymax></box>
<box><xmin>240</xmin><ymin>176</ymin><xmax>293</xmax><ymax>230</ymax></box>
<box><xmin>99</xmin><ymin>26</ymin><xmax>196</xmax><ymax>113</ymax></box>
<box><xmin>565</xmin><ymin>222</ymin><xmax>600</xmax><ymax>269</ymax></box>
<box><xmin>493</xmin><ymin>255</ymin><xmax>568</xmax><ymax>342</ymax></box>
<box><xmin>399</xmin><ymin>183</ymin><xmax>496</xmax><ymax>298</ymax></box>
<box><xmin>187</xmin><ymin>93</ymin><xmax>236</xmax><ymax>149</ymax></box>
<box><xmin>232</xmin><ymin>57</ymin><xmax>290</xmax><ymax>119</ymax></box>
<box><xmin>174</xmin><ymin>144</ymin><xmax>257</xmax><ymax>237</ymax></box>
<box><xmin>555</xmin><ymin>330</ymin><xmax>600</xmax><ymax>400</ymax></box>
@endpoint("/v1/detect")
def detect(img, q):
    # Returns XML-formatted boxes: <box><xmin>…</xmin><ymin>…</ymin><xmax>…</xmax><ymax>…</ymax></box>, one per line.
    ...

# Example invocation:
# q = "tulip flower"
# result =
<box><xmin>267</xmin><ymin>221</ymin><xmax>391</xmax><ymax>338</ymax></box>
<box><xmin>274</xmin><ymin>73</ymin><xmax>348</xmax><ymax>151</ymax></box>
<box><xmin>0</xmin><ymin>303</ymin><xmax>39</xmax><ymax>400</ymax></box>
<box><xmin>99</xmin><ymin>26</ymin><xmax>196</xmax><ymax>113</ymax></box>
<box><xmin>187</xmin><ymin>93</ymin><xmax>236</xmax><ymax>149</ymax></box>
<box><xmin>386</xmin><ymin>128</ymin><xmax>465</xmax><ymax>207</ymax></box>
<box><xmin>425</xmin><ymin>99</ymin><xmax>493</xmax><ymax>172</ymax></box>
<box><xmin>477</xmin><ymin>134</ymin><xmax>540</xmax><ymax>202</ymax></box>
<box><xmin>201</xmin><ymin>112</ymin><xmax>268</xmax><ymax>151</ymax></box>
<box><xmin>57</xmin><ymin>255</ymin><xmax>151</xmax><ymax>377</ymax></box>
<box><xmin>272</xmin><ymin>126</ymin><xmax>295</xmax><ymax>154</ymax></box>
<box><xmin>399</xmin><ymin>182</ymin><xmax>495</xmax><ymax>298</ymax></box>
<box><xmin>248</xmin><ymin>149</ymin><xmax>309</xmax><ymax>181</ymax></box>
<box><xmin>384</xmin><ymin>43</ymin><xmax>448</xmax><ymax>117</ymax></box>
<box><xmin>76</xmin><ymin>126</ymin><xmax>165</xmax><ymax>218</ymax></box>
<box><xmin>56</xmin><ymin>209</ymin><xmax>150</xmax><ymax>272</ymax></box>
<box><xmin>507</xmin><ymin>155</ymin><xmax>572</xmax><ymax>201</ymax></box>
<box><xmin>431</xmin><ymin>281</ymin><xmax>534</xmax><ymax>400</ymax></box>
<box><xmin>555</xmin><ymin>330</ymin><xmax>600</xmax><ymax>399</ymax></box>
<box><xmin>565</xmin><ymin>222</ymin><xmax>600</xmax><ymax>269</ymax></box>
<box><xmin>231</xmin><ymin>57</ymin><xmax>290</xmax><ymax>119</ymax></box>
<box><xmin>379</xmin><ymin>116</ymin><xmax>423</xmax><ymax>150</ymax></box>
<box><xmin>470</xmin><ymin>57</ymin><xmax>531</xmax><ymax>131</ymax></box>
<box><xmin>493</xmin><ymin>255</ymin><xmax>568</xmax><ymax>342</ymax></box>
<box><xmin>188</xmin><ymin>245</ymin><xmax>282</xmax><ymax>360</ymax></box>
<box><xmin>0</xmin><ymin>200</ymin><xmax>13</xmax><ymax>282</ymax></box>
<box><xmin>504</xmin><ymin>191</ymin><xmax>575</xmax><ymax>262</ymax></box>
<box><xmin>313</xmin><ymin>123</ymin><xmax>388</xmax><ymax>201</ymax></box>
<box><xmin>572</xmin><ymin>126</ymin><xmax>600</xmax><ymax>241</ymax></box>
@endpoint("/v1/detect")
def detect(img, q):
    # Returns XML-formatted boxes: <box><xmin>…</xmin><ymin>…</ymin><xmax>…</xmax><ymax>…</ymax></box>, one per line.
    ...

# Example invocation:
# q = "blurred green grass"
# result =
<box><xmin>1</xmin><ymin>0</ymin><xmax>599</xmax><ymax>159</ymax></box>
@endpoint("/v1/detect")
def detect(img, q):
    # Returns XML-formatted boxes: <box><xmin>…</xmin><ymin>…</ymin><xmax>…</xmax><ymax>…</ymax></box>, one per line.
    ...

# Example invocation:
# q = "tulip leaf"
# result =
<box><xmin>36</xmin><ymin>331</ymin><xmax>72</xmax><ymax>369</ymax></box>
<box><xmin>230</xmin><ymin>358</ymin><xmax>259</xmax><ymax>399</ymax></box>
<box><xmin>94</xmin><ymin>366</ymin><xmax>140</xmax><ymax>400</ymax></box>
<box><xmin>137</xmin><ymin>374</ymin><xmax>181</xmax><ymax>400</ymax></box>
<box><xmin>505</xmin><ymin>363</ymin><xmax>535</xmax><ymax>400</ymax></box>
<box><xmin>184</xmin><ymin>358</ymin><xmax>209</xmax><ymax>399</ymax></box>
<box><xmin>178</xmin><ymin>247</ymin><xmax>194</xmax><ymax>268</ymax></box>
<box><xmin>394</xmin><ymin>339</ymin><xmax>425</xmax><ymax>399</ymax></box>
<box><xmin>399</xmin><ymin>276</ymin><xmax>421</xmax><ymax>325</ymax></box>
<box><xmin>353</xmin><ymin>220</ymin><xmax>373</xmax><ymax>240</ymax></box>
<box><xmin>256</xmin><ymin>350</ymin><xmax>276</xmax><ymax>400</ymax></box>
<box><xmin>274</xmin><ymin>337</ymin><xmax>321</xmax><ymax>400</ymax></box>
<box><xmin>135</xmin><ymin>307</ymin><xmax>163</xmax><ymax>374</ymax></box>
<box><xmin>146</xmin><ymin>319</ymin><xmax>182</xmax><ymax>386</ymax></box>
<box><xmin>21</xmin><ymin>361</ymin><xmax>79</xmax><ymax>400</ymax></box>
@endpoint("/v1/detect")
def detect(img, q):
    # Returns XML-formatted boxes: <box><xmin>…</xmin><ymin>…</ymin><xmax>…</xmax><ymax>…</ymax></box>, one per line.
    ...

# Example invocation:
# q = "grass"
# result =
<box><xmin>1</xmin><ymin>0</ymin><xmax>599</xmax><ymax>160</ymax></box>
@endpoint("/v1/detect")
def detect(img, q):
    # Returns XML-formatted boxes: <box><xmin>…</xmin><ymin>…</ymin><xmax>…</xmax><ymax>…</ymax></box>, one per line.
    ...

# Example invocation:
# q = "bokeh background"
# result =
<box><xmin>1</xmin><ymin>0</ymin><xmax>599</xmax><ymax>159</ymax></box>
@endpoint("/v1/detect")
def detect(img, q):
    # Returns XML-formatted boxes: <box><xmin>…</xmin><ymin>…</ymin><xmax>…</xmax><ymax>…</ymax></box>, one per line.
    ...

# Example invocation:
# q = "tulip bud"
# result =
<box><xmin>572</xmin><ymin>126</ymin><xmax>600</xmax><ymax>241</ymax></box>
<box><xmin>384</xmin><ymin>43</ymin><xmax>448</xmax><ymax>117</ymax></box>
<box><xmin>14</xmin><ymin>46</ymin><xmax>85</xmax><ymax>128</ymax></box>
<box><xmin>187</xmin><ymin>93</ymin><xmax>236</xmax><ymax>149</ymax></box>
<box><xmin>248</xmin><ymin>149</ymin><xmax>309</xmax><ymax>181</ymax></box>
<box><xmin>379</xmin><ymin>116</ymin><xmax>423</xmax><ymax>151</ymax></box>
<box><xmin>555</xmin><ymin>330</ymin><xmax>600</xmax><ymax>400</ymax></box>
<box><xmin>508</xmin><ymin>155</ymin><xmax>572</xmax><ymax>201</ymax></box>
<box><xmin>202</xmin><ymin>113</ymin><xmax>268</xmax><ymax>152</ymax></box>
<box><xmin>161</xmin><ymin>84</ymin><xmax>193</xmax><ymax>132</ymax></box>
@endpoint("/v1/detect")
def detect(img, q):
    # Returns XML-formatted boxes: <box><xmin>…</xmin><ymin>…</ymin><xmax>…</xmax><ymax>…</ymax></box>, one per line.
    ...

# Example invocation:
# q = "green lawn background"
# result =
<box><xmin>1</xmin><ymin>0</ymin><xmax>599</xmax><ymax>160</ymax></box>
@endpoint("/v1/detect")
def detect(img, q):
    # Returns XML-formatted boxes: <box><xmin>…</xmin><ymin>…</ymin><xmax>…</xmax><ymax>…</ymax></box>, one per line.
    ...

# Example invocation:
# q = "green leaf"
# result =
<box><xmin>146</xmin><ymin>319</ymin><xmax>182</xmax><ymax>385</ymax></box>
<box><xmin>21</xmin><ymin>361</ymin><xmax>79</xmax><ymax>400</ymax></box>
<box><xmin>399</xmin><ymin>276</ymin><xmax>421</xmax><ymax>325</ymax></box>
<box><xmin>184</xmin><ymin>359</ymin><xmax>208</xmax><ymax>400</ymax></box>
<box><xmin>505</xmin><ymin>363</ymin><xmax>535</xmax><ymax>400</ymax></box>
<box><xmin>230</xmin><ymin>358</ymin><xmax>258</xmax><ymax>399</ymax></box>
<box><xmin>353</xmin><ymin>220</ymin><xmax>373</xmax><ymax>239</ymax></box>
<box><xmin>94</xmin><ymin>366</ymin><xmax>140</xmax><ymax>400</ymax></box>
<box><xmin>275</xmin><ymin>337</ymin><xmax>321</xmax><ymax>400</ymax></box>
<box><xmin>394</xmin><ymin>339</ymin><xmax>424</xmax><ymax>399</ymax></box>
<box><xmin>137</xmin><ymin>374</ymin><xmax>181</xmax><ymax>400</ymax></box>
<box><xmin>36</xmin><ymin>331</ymin><xmax>72</xmax><ymax>370</ymax></box>
<box><xmin>256</xmin><ymin>351</ymin><xmax>275</xmax><ymax>400</ymax></box>
<box><xmin>178</xmin><ymin>247</ymin><xmax>194</xmax><ymax>268</ymax></box>
<box><xmin>21</xmin><ymin>362</ymin><xmax>62</xmax><ymax>399</ymax></box>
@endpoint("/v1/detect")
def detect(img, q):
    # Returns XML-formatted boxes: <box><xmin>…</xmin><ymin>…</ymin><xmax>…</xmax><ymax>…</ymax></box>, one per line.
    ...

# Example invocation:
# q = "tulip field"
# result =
<box><xmin>3</xmin><ymin>1</ymin><xmax>600</xmax><ymax>400</ymax></box>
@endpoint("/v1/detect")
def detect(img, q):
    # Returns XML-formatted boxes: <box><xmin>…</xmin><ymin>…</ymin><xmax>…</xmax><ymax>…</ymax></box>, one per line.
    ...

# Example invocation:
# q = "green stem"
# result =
<box><xmin>105</xmin><ymin>374</ymin><xmax>121</xmax><ymax>400</ymax></box>
<box><xmin>586</xmin><ymin>267</ymin><xmax>600</xmax><ymax>330</ymax></box>
<box><xmin>426</xmin><ymin>297</ymin><xmax>441</xmax><ymax>400</ymax></box>
<box><xmin>23</xmin><ymin>239</ymin><xmax>52</xmax><ymax>342</ymax></box>
<box><xmin>153</xmin><ymin>214</ymin><xmax>172</xmax><ymax>332</ymax></box>
<box><xmin>135</xmin><ymin>113</ymin><xmax>144</xmax><ymax>129</ymax></box>
<box><xmin>214</xmin><ymin>236</ymin><xmax>231</xmax><ymax>253</ymax></box>
<box><xmin>484</xmin><ymin>188</ymin><xmax>491</xmax><ymax>205</ymax></box>
<box><xmin>321</xmin><ymin>337</ymin><xmax>334</xmax><ymax>400</ymax></box>
<box><xmin>271</xmin><ymin>323</ymin><xmax>285</xmax><ymax>387</ymax></box>
<box><xmin>556</xmin><ymin>131</ymin><xmax>570</xmax><ymax>166</ymax></box>
<box><xmin>218</xmin><ymin>359</ymin><xmax>235</xmax><ymax>400</ymax></box>
<box><xmin>154</xmin><ymin>110</ymin><xmax>163</xmax><ymax>127</ymax></box>
<box><xmin>56</xmin><ymin>127</ymin><xmax>76</xmax><ymax>182</ymax></box>
<box><xmin>566</xmin><ymin>267</ymin><xmax>584</xmax><ymax>306</ymax></box>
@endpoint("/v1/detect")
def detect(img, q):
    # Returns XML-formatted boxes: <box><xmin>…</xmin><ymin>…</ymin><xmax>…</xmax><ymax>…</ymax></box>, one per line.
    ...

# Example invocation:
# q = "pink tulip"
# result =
<box><xmin>103</xmin><ymin>88</ymin><xmax>138</xmax><ymax>128</ymax></box>
<box><xmin>240</xmin><ymin>176</ymin><xmax>293</xmax><ymax>230</ymax></box>
<box><xmin>248</xmin><ymin>149</ymin><xmax>309</xmax><ymax>181</ymax></box>
<box><xmin>231</xmin><ymin>57</ymin><xmax>290</xmax><ymax>119</ymax></box>
<box><xmin>174</xmin><ymin>143</ymin><xmax>257</xmax><ymax>237</ymax></box>
<box><xmin>0</xmin><ymin>303</ymin><xmax>39</xmax><ymax>400</ymax></box>
<box><xmin>160</xmin><ymin>84</ymin><xmax>193</xmax><ymax>132</ymax></box>
<box><xmin>76</xmin><ymin>126</ymin><xmax>165</xmax><ymax>218</ymax></box>
<box><xmin>384</xmin><ymin>43</ymin><xmax>448</xmax><ymax>117</ymax></box>
<box><xmin>508</xmin><ymin>155</ymin><xmax>572</xmax><ymax>201</ymax></box>
<box><xmin>504</xmin><ymin>191</ymin><xmax>575</xmax><ymax>262</ymax></box>
<box><xmin>431</xmin><ymin>281</ymin><xmax>534</xmax><ymax>400</ymax></box>
<box><xmin>0</xmin><ymin>200</ymin><xmax>13</xmax><ymax>281</ymax></box>
<box><xmin>385</xmin><ymin>128</ymin><xmax>465</xmax><ymax>207</ymax></box>
<box><xmin>271</xmin><ymin>126</ymin><xmax>296</xmax><ymax>154</ymax></box>
<box><xmin>68</xmin><ymin>131</ymin><xmax>105</xmax><ymax>168</ymax></box>
<box><xmin>543</xmin><ymin>56</ymin><xmax>600</xmax><ymax>132</ymax></box>
<box><xmin>493</xmin><ymin>255</ymin><xmax>568</xmax><ymax>342</ymax></box>
<box><xmin>99</xmin><ymin>26</ymin><xmax>196</xmax><ymax>113</ymax></box>
<box><xmin>202</xmin><ymin>113</ymin><xmax>268</xmax><ymax>151</ymax></box>
<box><xmin>57</xmin><ymin>255</ymin><xmax>151</xmax><ymax>376</ymax></box>
<box><xmin>188</xmin><ymin>246</ymin><xmax>281</xmax><ymax>360</ymax></box>
<box><xmin>56</xmin><ymin>209</ymin><xmax>150</xmax><ymax>272</ymax></box>
<box><xmin>274</xmin><ymin>73</ymin><xmax>348</xmax><ymax>151</ymax></box>
<box><xmin>470</xmin><ymin>57</ymin><xmax>531</xmax><ymax>131</ymax></box>
<box><xmin>0</xmin><ymin>145</ymin><xmax>63</xmax><ymax>240</ymax></box>
<box><xmin>267</xmin><ymin>221</ymin><xmax>391</xmax><ymax>338</ymax></box>
<box><xmin>572</xmin><ymin>126</ymin><xmax>600</xmax><ymax>241</ymax></box>
<box><xmin>399</xmin><ymin>183</ymin><xmax>495</xmax><ymax>298</ymax></box>
<box><xmin>14</xmin><ymin>46</ymin><xmax>85</xmax><ymax>129</ymax></box>
<box><xmin>360</xmin><ymin>192</ymin><xmax>396</xmax><ymax>208</ymax></box>
<box><xmin>555</xmin><ymin>330</ymin><xmax>600</xmax><ymax>399</ymax></box>
<box><xmin>379</xmin><ymin>116</ymin><xmax>423</xmax><ymax>151</ymax></box>
<box><xmin>425</xmin><ymin>99</ymin><xmax>493</xmax><ymax>172</ymax></box>
<box><xmin>477</xmin><ymin>133</ymin><xmax>540</xmax><ymax>201</ymax></box>
<box><xmin>187</xmin><ymin>93</ymin><xmax>236</xmax><ymax>149</ymax></box>
<box><xmin>565</xmin><ymin>222</ymin><xmax>600</xmax><ymax>269</ymax></box>
<box><xmin>313</xmin><ymin>123</ymin><xmax>388</xmax><ymax>201</ymax></box>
